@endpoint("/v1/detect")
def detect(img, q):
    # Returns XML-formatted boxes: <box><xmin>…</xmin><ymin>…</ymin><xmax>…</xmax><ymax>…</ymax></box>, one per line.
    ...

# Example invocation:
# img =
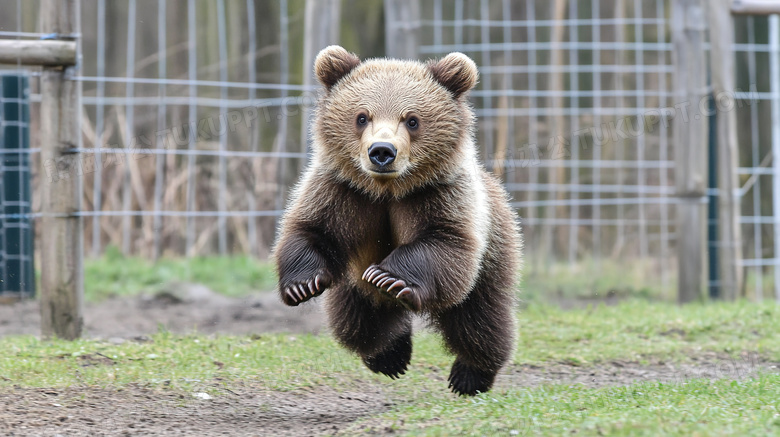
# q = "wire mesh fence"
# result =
<box><xmin>0</xmin><ymin>0</ymin><xmax>778</xmax><ymax>302</ymax></box>
<box><xmin>417</xmin><ymin>1</ymin><xmax>678</xmax><ymax>295</ymax></box>
<box><xmin>735</xmin><ymin>13</ymin><xmax>779</xmax><ymax>301</ymax></box>
<box><xmin>75</xmin><ymin>0</ymin><xmax>311</xmax><ymax>260</ymax></box>
<box><xmin>0</xmin><ymin>73</ymin><xmax>34</xmax><ymax>300</ymax></box>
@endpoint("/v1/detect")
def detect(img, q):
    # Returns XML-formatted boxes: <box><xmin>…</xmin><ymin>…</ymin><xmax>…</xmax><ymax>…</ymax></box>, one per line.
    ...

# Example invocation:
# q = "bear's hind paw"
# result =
<box><xmin>362</xmin><ymin>334</ymin><xmax>412</xmax><ymax>379</ymax></box>
<box><xmin>447</xmin><ymin>360</ymin><xmax>496</xmax><ymax>396</ymax></box>
<box><xmin>362</xmin><ymin>265</ymin><xmax>421</xmax><ymax>311</ymax></box>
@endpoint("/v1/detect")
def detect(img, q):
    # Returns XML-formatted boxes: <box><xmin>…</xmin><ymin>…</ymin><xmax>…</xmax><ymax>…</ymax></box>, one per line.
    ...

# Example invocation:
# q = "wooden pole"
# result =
<box><xmin>539</xmin><ymin>0</ymin><xmax>567</xmax><ymax>266</ymax></box>
<box><xmin>0</xmin><ymin>40</ymin><xmax>77</xmax><ymax>66</ymax></box>
<box><xmin>384</xmin><ymin>0</ymin><xmax>420</xmax><ymax>59</ymax></box>
<box><xmin>672</xmin><ymin>0</ymin><xmax>708</xmax><ymax>303</ymax></box>
<box><xmin>732</xmin><ymin>0</ymin><xmax>780</xmax><ymax>14</ymax></box>
<box><xmin>708</xmin><ymin>0</ymin><xmax>743</xmax><ymax>300</ymax></box>
<box><xmin>39</xmin><ymin>0</ymin><xmax>83</xmax><ymax>339</ymax></box>
<box><xmin>300</xmin><ymin>0</ymin><xmax>341</xmax><ymax>162</ymax></box>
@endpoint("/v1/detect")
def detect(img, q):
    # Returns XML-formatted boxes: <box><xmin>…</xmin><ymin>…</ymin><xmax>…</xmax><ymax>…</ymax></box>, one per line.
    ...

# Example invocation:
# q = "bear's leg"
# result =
<box><xmin>434</xmin><ymin>276</ymin><xmax>516</xmax><ymax>396</ymax></box>
<box><xmin>327</xmin><ymin>285</ymin><xmax>412</xmax><ymax>379</ymax></box>
<box><xmin>275</xmin><ymin>232</ymin><xmax>340</xmax><ymax>306</ymax></box>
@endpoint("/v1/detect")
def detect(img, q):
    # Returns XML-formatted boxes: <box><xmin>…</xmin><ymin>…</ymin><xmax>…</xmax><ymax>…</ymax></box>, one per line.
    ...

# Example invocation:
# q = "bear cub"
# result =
<box><xmin>274</xmin><ymin>46</ymin><xmax>521</xmax><ymax>396</ymax></box>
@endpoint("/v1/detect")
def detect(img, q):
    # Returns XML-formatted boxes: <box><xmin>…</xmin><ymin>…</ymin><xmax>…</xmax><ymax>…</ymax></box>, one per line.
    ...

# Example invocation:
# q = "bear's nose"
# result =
<box><xmin>368</xmin><ymin>142</ymin><xmax>397</xmax><ymax>167</ymax></box>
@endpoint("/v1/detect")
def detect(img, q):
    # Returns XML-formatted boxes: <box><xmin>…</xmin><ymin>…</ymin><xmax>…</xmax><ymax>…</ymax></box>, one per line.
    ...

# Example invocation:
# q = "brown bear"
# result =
<box><xmin>273</xmin><ymin>45</ymin><xmax>521</xmax><ymax>396</ymax></box>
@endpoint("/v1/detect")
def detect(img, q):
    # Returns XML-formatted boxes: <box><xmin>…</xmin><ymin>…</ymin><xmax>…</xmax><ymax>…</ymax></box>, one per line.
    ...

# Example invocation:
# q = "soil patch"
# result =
<box><xmin>497</xmin><ymin>352</ymin><xmax>779</xmax><ymax>389</ymax></box>
<box><xmin>0</xmin><ymin>282</ymin><xmax>631</xmax><ymax>339</ymax></box>
<box><xmin>1</xmin><ymin>357</ymin><xmax>776</xmax><ymax>436</ymax></box>
<box><xmin>0</xmin><ymin>383</ymin><xmax>390</xmax><ymax>436</ymax></box>
<box><xmin>0</xmin><ymin>283</ymin><xmax>326</xmax><ymax>339</ymax></box>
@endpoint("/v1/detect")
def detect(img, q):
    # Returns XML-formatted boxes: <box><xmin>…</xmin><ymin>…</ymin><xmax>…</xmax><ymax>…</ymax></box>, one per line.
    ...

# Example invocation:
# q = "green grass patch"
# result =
<box><xmin>83</xmin><ymin>246</ymin><xmax>276</xmax><ymax>302</ymax></box>
<box><xmin>744</xmin><ymin>268</ymin><xmax>779</xmax><ymax>302</ymax></box>
<box><xmin>80</xmin><ymin>250</ymin><xmax>670</xmax><ymax>304</ymax></box>
<box><xmin>351</xmin><ymin>373</ymin><xmax>780</xmax><ymax>436</ymax></box>
<box><xmin>0</xmin><ymin>332</ymin><xmax>362</xmax><ymax>391</ymax></box>
<box><xmin>2</xmin><ymin>300</ymin><xmax>778</xmax><ymax>390</ymax></box>
<box><xmin>516</xmin><ymin>300</ymin><xmax>780</xmax><ymax>364</ymax></box>
<box><xmin>521</xmin><ymin>258</ymin><xmax>672</xmax><ymax>302</ymax></box>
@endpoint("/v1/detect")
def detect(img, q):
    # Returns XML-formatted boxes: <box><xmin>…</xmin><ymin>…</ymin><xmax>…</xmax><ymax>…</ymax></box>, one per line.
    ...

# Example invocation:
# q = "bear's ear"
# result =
<box><xmin>314</xmin><ymin>45</ymin><xmax>361</xmax><ymax>90</ymax></box>
<box><xmin>427</xmin><ymin>52</ymin><xmax>479</xmax><ymax>98</ymax></box>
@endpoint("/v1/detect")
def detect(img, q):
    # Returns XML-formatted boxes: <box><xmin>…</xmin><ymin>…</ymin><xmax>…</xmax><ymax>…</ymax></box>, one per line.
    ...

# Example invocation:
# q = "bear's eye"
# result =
<box><xmin>356</xmin><ymin>114</ymin><xmax>368</xmax><ymax>127</ymax></box>
<box><xmin>406</xmin><ymin>117</ymin><xmax>419</xmax><ymax>130</ymax></box>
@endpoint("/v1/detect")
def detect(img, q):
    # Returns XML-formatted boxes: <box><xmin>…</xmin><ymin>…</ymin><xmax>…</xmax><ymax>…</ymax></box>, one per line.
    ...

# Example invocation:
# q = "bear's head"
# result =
<box><xmin>311</xmin><ymin>45</ymin><xmax>479</xmax><ymax>199</ymax></box>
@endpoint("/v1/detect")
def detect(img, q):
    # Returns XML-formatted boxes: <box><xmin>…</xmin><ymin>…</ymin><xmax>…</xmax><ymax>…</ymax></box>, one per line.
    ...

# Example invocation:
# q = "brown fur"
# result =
<box><xmin>314</xmin><ymin>46</ymin><xmax>361</xmax><ymax>90</ymax></box>
<box><xmin>273</xmin><ymin>46</ymin><xmax>521</xmax><ymax>396</ymax></box>
<box><xmin>427</xmin><ymin>52</ymin><xmax>479</xmax><ymax>98</ymax></box>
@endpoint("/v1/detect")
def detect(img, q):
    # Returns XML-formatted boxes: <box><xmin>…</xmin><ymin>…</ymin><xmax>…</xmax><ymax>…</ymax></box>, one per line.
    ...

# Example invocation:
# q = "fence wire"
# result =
<box><xmin>416</xmin><ymin>0</ymin><xmax>678</xmax><ymax>294</ymax></box>
<box><xmin>411</xmin><ymin>1</ymin><xmax>777</xmax><ymax>300</ymax></box>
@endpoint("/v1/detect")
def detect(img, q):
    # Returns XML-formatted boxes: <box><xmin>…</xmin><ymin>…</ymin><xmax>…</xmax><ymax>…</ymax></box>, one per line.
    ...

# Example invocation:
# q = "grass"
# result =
<box><xmin>521</xmin><ymin>257</ymin><xmax>673</xmax><ymax>302</ymax></box>
<box><xmin>2</xmin><ymin>301</ymin><xmax>778</xmax><ymax>389</ymax></box>
<box><xmin>515</xmin><ymin>300</ymin><xmax>780</xmax><ymax>365</ymax></box>
<box><xmin>82</xmin><ymin>246</ymin><xmax>277</xmax><ymax>302</ymax></box>
<box><xmin>744</xmin><ymin>268</ymin><xmax>779</xmax><ymax>302</ymax></box>
<box><xmin>81</xmin><ymin>249</ymin><xmax>669</xmax><ymax>304</ymax></box>
<box><xmin>358</xmin><ymin>374</ymin><xmax>780</xmax><ymax>436</ymax></box>
<box><xmin>1</xmin><ymin>299</ymin><xmax>779</xmax><ymax>436</ymax></box>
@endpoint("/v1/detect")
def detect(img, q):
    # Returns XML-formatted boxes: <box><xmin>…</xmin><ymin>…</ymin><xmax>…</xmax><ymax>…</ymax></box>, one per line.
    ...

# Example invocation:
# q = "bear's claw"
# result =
<box><xmin>282</xmin><ymin>273</ymin><xmax>330</xmax><ymax>306</ymax></box>
<box><xmin>362</xmin><ymin>265</ymin><xmax>421</xmax><ymax>311</ymax></box>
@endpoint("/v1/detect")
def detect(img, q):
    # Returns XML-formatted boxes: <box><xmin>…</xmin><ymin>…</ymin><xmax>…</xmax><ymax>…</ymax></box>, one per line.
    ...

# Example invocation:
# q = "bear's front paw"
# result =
<box><xmin>281</xmin><ymin>271</ymin><xmax>332</xmax><ymax>306</ymax></box>
<box><xmin>362</xmin><ymin>265</ymin><xmax>421</xmax><ymax>311</ymax></box>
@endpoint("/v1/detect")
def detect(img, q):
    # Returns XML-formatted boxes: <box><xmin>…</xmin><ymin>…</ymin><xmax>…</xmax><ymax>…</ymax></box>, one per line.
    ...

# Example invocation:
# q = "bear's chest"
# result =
<box><xmin>342</xmin><ymin>205</ymin><xmax>416</xmax><ymax>286</ymax></box>
<box><xmin>348</xmin><ymin>207</ymin><xmax>397</xmax><ymax>259</ymax></box>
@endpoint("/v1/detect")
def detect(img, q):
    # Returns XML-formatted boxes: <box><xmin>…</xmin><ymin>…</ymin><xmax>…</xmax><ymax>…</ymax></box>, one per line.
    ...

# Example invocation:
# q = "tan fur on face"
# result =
<box><xmin>358</xmin><ymin>118</ymin><xmax>411</xmax><ymax>180</ymax></box>
<box><xmin>312</xmin><ymin>49</ymin><xmax>479</xmax><ymax>199</ymax></box>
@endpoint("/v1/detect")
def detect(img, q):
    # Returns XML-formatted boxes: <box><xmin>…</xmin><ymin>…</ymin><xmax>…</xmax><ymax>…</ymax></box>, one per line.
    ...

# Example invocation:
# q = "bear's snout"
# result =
<box><xmin>368</xmin><ymin>142</ymin><xmax>397</xmax><ymax>168</ymax></box>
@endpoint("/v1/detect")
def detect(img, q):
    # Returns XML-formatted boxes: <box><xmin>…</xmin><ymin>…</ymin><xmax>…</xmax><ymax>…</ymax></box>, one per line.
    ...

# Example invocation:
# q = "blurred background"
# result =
<box><xmin>0</xmin><ymin>0</ymin><xmax>778</xmax><ymax>332</ymax></box>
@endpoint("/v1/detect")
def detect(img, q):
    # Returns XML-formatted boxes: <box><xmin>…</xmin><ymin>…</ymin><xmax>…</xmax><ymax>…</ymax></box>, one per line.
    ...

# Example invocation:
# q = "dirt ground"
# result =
<box><xmin>0</xmin><ymin>284</ymin><xmax>777</xmax><ymax>436</ymax></box>
<box><xmin>0</xmin><ymin>282</ymin><xmax>326</xmax><ymax>339</ymax></box>
<box><xmin>0</xmin><ymin>382</ymin><xmax>390</xmax><ymax>436</ymax></box>
<box><xmin>0</xmin><ymin>356</ymin><xmax>776</xmax><ymax>436</ymax></box>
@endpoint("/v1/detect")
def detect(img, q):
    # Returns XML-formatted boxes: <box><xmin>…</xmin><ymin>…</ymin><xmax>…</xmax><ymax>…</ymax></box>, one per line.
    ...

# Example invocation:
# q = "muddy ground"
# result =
<box><xmin>0</xmin><ymin>283</ymin><xmax>777</xmax><ymax>436</ymax></box>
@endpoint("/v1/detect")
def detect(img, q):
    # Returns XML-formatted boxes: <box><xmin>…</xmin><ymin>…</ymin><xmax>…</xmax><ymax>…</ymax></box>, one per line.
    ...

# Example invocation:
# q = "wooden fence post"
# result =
<box><xmin>708</xmin><ymin>0</ymin><xmax>743</xmax><ymax>300</ymax></box>
<box><xmin>672</xmin><ymin>0</ymin><xmax>708</xmax><ymax>303</ymax></box>
<box><xmin>39</xmin><ymin>0</ymin><xmax>83</xmax><ymax>339</ymax></box>
<box><xmin>538</xmin><ymin>0</ymin><xmax>567</xmax><ymax>267</ymax></box>
<box><xmin>300</xmin><ymin>0</ymin><xmax>341</xmax><ymax>164</ymax></box>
